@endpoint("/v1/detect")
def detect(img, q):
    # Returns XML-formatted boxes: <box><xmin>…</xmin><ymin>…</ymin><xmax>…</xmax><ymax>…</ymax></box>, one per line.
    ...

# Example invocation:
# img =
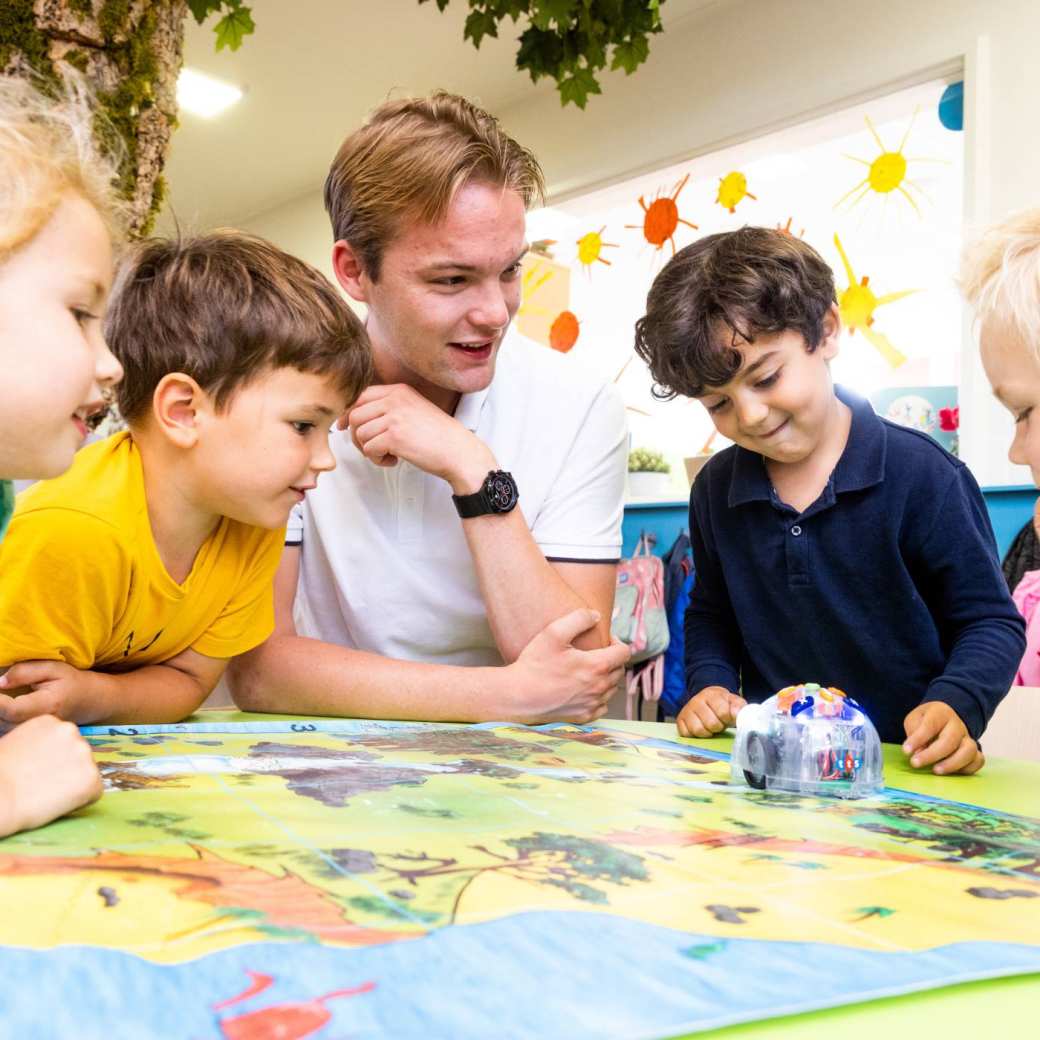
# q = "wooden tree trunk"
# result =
<box><xmin>1</xmin><ymin>0</ymin><xmax>188</xmax><ymax>236</ymax></box>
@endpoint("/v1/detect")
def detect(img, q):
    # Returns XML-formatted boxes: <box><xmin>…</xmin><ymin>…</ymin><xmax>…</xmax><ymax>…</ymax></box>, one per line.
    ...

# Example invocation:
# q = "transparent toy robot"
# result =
<box><xmin>731</xmin><ymin>683</ymin><xmax>883</xmax><ymax>798</ymax></box>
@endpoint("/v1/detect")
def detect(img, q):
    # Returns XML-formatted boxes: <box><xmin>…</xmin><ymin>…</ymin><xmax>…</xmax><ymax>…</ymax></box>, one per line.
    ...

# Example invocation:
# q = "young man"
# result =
<box><xmin>633</xmin><ymin>226</ymin><xmax>1025</xmax><ymax>774</ymax></box>
<box><xmin>0</xmin><ymin>231</ymin><xmax>371</xmax><ymax>725</ymax></box>
<box><xmin>229</xmin><ymin>93</ymin><xmax>630</xmax><ymax>724</ymax></box>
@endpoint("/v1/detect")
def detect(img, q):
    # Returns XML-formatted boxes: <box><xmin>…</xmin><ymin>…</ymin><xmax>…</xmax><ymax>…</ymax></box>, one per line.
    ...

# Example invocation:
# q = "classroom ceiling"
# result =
<box><xmin>159</xmin><ymin>0</ymin><xmax>723</xmax><ymax>230</ymax></box>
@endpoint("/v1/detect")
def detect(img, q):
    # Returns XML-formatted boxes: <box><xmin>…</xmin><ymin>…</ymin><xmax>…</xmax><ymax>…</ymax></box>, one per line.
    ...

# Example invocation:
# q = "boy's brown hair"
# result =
<box><xmin>634</xmin><ymin>227</ymin><xmax>837</xmax><ymax>399</ymax></box>
<box><xmin>324</xmin><ymin>91</ymin><xmax>544</xmax><ymax>280</ymax></box>
<box><xmin>104</xmin><ymin>230</ymin><xmax>373</xmax><ymax>424</ymax></box>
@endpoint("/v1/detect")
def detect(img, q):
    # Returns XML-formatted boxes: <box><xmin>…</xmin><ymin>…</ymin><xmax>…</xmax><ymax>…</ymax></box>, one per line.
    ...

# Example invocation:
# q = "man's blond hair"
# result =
<box><xmin>324</xmin><ymin>91</ymin><xmax>544</xmax><ymax>280</ymax></box>
<box><xmin>0</xmin><ymin>73</ymin><xmax>124</xmax><ymax>261</ymax></box>
<box><xmin>961</xmin><ymin>209</ymin><xmax>1040</xmax><ymax>356</ymax></box>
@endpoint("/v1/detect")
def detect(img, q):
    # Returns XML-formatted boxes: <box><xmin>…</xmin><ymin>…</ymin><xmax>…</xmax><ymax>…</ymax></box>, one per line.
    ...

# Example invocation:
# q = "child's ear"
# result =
<box><xmin>819</xmin><ymin>302</ymin><xmax>842</xmax><ymax>360</ymax></box>
<box><xmin>332</xmin><ymin>239</ymin><xmax>371</xmax><ymax>304</ymax></box>
<box><xmin>151</xmin><ymin>373</ymin><xmax>209</xmax><ymax>448</ymax></box>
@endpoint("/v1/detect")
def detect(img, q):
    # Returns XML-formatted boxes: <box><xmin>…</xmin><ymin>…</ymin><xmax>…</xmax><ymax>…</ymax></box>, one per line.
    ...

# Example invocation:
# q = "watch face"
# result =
<box><xmin>485</xmin><ymin>472</ymin><xmax>518</xmax><ymax>512</ymax></box>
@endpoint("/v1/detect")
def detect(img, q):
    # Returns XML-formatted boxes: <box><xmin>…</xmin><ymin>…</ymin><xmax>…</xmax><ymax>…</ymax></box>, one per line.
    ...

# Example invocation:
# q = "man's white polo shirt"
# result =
<box><xmin>287</xmin><ymin>334</ymin><xmax>627</xmax><ymax>667</ymax></box>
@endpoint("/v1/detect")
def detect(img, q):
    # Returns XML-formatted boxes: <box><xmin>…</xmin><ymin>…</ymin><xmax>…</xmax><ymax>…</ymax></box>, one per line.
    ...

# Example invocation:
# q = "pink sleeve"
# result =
<box><xmin>1012</xmin><ymin>570</ymin><xmax>1040</xmax><ymax>686</ymax></box>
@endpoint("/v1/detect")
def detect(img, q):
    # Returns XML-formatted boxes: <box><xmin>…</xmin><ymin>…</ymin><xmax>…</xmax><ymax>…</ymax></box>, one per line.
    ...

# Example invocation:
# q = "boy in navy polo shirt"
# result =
<box><xmin>633</xmin><ymin>227</ymin><xmax>1024</xmax><ymax>775</ymax></box>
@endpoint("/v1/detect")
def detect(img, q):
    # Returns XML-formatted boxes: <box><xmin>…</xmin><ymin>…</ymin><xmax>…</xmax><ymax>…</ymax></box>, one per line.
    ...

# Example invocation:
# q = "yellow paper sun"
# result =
<box><xmin>576</xmin><ymin>227</ymin><xmax>619</xmax><ymax>273</ymax></box>
<box><xmin>836</xmin><ymin>110</ymin><xmax>938</xmax><ymax>215</ymax></box>
<box><xmin>716</xmin><ymin>171</ymin><xmax>756</xmax><ymax>214</ymax></box>
<box><xmin>833</xmin><ymin>234</ymin><xmax>917</xmax><ymax>368</ymax></box>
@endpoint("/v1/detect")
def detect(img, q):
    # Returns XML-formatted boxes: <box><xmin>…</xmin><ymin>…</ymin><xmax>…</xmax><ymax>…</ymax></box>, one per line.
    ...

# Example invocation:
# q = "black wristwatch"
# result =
<box><xmin>452</xmin><ymin>470</ymin><xmax>519</xmax><ymax>518</ymax></box>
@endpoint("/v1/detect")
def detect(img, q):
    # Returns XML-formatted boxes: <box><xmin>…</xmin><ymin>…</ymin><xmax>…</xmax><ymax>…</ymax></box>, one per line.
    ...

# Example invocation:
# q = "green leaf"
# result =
<box><xmin>214</xmin><ymin>5</ymin><xmax>255</xmax><ymax>51</ymax></box>
<box><xmin>517</xmin><ymin>26</ymin><xmax>564</xmax><ymax>81</ymax></box>
<box><xmin>611</xmin><ymin>33</ymin><xmax>649</xmax><ymax>74</ymax></box>
<box><xmin>558</xmin><ymin>65</ymin><xmax>601</xmax><ymax>108</ymax></box>
<box><xmin>464</xmin><ymin>9</ymin><xmax>500</xmax><ymax>47</ymax></box>
<box><xmin>187</xmin><ymin>0</ymin><xmax>221</xmax><ymax>24</ymax></box>
<box><xmin>532</xmin><ymin>0</ymin><xmax>575</xmax><ymax>28</ymax></box>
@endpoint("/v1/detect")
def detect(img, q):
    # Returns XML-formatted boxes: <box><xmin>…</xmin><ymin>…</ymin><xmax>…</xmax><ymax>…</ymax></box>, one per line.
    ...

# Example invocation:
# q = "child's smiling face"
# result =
<box><xmin>0</xmin><ymin>193</ymin><xmax>123</xmax><ymax>479</ymax></box>
<box><xmin>186</xmin><ymin>366</ymin><xmax>346</xmax><ymax>530</ymax></box>
<box><xmin>696</xmin><ymin>304</ymin><xmax>842</xmax><ymax>465</ymax></box>
<box><xmin>980</xmin><ymin>312</ymin><xmax>1040</xmax><ymax>484</ymax></box>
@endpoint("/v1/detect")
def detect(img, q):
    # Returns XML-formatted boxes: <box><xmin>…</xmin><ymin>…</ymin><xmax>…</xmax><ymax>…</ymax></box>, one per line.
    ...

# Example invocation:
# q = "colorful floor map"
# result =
<box><xmin>1</xmin><ymin>719</ymin><xmax>1038</xmax><ymax>1038</ymax></box>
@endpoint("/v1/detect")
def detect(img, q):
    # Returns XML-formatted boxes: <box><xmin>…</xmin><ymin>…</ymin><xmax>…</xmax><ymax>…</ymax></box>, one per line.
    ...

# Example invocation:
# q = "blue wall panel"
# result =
<box><xmin>622</xmin><ymin>486</ymin><xmax>1038</xmax><ymax>562</ymax></box>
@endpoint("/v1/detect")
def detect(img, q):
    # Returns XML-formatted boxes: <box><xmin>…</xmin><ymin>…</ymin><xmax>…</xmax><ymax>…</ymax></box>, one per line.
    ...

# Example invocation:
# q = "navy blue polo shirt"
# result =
<box><xmin>684</xmin><ymin>386</ymin><xmax>1025</xmax><ymax>744</ymax></box>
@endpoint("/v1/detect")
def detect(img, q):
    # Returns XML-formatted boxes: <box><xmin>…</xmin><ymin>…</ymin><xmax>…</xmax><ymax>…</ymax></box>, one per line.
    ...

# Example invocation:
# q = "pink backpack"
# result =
<box><xmin>611</xmin><ymin>535</ymin><xmax>670</xmax><ymax>718</ymax></box>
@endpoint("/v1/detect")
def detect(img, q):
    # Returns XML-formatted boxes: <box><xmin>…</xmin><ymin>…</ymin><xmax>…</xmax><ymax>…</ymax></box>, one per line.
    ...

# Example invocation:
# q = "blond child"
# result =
<box><xmin>0</xmin><ymin>75</ymin><xmax>124</xmax><ymax>836</ymax></box>
<box><xmin>962</xmin><ymin>210</ymin><xmax>1040</xmax><ymax>685</ymax></box>
<box><xmin>0</xmin><ymin>229</ymin><xmax>372</xmax><ymax>729</ymax></box>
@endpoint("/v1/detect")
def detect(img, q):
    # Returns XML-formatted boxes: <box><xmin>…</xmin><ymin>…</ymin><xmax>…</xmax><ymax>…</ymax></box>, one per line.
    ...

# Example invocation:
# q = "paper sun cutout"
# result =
<box><xmin>716</xmin><ymin>171</ymin><xmax>756</xmax><ymax>213</ymax></box>
<box><xmin>576</xmin><ymin>227</ymin><xmax>619</xmax><ymax>272</ymax></box>
<box><xmin>834</xmin><ymin>234</ymin><xmax>917</xmax><ymax>368</ymax></box>
<box><xmin>627</xmin><ymin>173</ymin><xmax>698</xmax><ymax>254</ymax></box>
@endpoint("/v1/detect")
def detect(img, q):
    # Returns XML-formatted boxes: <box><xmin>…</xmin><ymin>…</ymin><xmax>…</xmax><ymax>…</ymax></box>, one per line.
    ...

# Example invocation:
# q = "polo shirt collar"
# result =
<box><xmin>453</xmin><ymin>383</ymin><xmax>493</xmax><ymax>432</ymax></box>
<box><xmin>831</xmin><ymin>384</ymin><xmax>886</xmax><ymax>493</ymax></box>
<box><xmin>727</xmin><ymin>383</ymin><xmax>886</xmax><ymax>508</ymax></box>
<box><xmin>453</xmin><ymin>336</ymin><xmax>512</xmax><ymax>431</ymax></box>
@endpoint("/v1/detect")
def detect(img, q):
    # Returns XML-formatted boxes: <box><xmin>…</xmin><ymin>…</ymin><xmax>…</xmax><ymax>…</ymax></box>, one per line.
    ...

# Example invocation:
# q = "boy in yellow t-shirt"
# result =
<box><xmin>0</xmin><ymin>230</ymin><xmax>372</xmax><ymax>726</ymax></box>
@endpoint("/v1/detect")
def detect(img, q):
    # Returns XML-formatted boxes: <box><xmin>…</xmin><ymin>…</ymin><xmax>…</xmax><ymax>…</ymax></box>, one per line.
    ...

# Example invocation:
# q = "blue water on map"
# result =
<box><xmin>2</xmin><ymin>910</ymin><xmax>1038</xmax><ymax>1039</ymax></box>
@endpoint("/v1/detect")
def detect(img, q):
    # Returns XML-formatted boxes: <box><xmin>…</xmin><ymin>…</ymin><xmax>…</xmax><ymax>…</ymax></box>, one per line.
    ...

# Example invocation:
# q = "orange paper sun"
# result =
<box><xmin>576</xmin><ymin>227</ymin><xmax>619</xmax><ymax>272</ymax></box>
<box><xmin>776</xmin><ymin>217</ymin><xmax>804</xmax><ymax>238</ymax></box>
<box><xmin>627</xmin><ymin>173</ymin><xmax>698</xmax><ymax>254</ymax></box>
<box><xmin>549</xmin><ymin>310</ymin><xmax>580</xmax><ymax>353</ymax></box>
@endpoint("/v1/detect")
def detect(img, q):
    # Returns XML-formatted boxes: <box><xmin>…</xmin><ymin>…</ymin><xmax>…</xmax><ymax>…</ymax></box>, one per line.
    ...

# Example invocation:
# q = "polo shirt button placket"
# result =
<box><xmin>785</xmin><ymin>519</ymin><xmax>810</xmax><ymax>587</ymax></box>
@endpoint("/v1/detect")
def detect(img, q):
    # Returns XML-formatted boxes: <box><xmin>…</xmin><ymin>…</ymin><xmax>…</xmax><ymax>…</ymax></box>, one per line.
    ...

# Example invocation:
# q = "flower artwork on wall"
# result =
<box><xmin>869</xmin><ymin>386</ymin><xmax>959</xmax><ymax>456</ymax></box>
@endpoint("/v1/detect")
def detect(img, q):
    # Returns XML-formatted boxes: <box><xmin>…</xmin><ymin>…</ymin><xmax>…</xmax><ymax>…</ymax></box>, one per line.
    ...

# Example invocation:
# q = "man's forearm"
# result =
<box><xmin>228</xmin><ymin>634</ymin><xmax>518</xmax><ymax>723</ymax></box>
<box><xmin>462</xmin><ymin>510</ymin><xmax>607</xmax><ymax>661</ymax></box>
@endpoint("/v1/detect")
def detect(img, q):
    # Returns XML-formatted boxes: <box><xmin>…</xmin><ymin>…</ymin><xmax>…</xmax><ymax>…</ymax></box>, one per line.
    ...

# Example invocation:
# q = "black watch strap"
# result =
<box><xmin>452</xmin><ymin>470</ymin><xmax>519</xmax><ymax>518</ymax></box>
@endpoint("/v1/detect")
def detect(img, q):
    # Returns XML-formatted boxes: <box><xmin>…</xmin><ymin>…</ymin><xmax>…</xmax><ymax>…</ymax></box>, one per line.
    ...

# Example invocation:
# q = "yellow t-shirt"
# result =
<box><xmin>0</xmin><ymin>432</ymin><xmax>284</xmax><ymax>671</ymax></box>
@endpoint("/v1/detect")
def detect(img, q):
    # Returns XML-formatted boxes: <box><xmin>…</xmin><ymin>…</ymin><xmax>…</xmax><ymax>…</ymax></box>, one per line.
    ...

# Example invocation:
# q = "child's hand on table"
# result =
<box><xmin>0</xmin><ymin>714</ymin><xmax>102</xmax><ymax>836</ymax></box>
<box><xmin>902</xmin><ymin>701</ymin><xmax>985</xmax><ymax>775</ymax></box>
<box><xmin>677</xmin><ymin>686</ymin><xmax>747</xmax><ymax>738</ymax></box>
<box><xmin>0</xmin><ymin>660</ymin><xmax>99</xmax><ymax>725</ymax></box>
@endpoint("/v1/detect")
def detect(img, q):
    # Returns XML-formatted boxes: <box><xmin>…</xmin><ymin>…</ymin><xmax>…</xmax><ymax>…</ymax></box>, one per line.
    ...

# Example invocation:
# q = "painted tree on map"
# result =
<box><xmin>366</xmin><ymin>832</ymin><xmax>650</xmax><ymax>923</ymax></box>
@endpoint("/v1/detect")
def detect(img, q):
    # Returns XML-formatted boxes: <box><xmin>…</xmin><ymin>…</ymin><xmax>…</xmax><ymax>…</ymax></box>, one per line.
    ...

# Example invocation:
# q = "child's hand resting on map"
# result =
<box><xmin>0</xmin><ymin>660</ymin><xmax>97</xmax><ymax>724</ymax></box>
<box><xmin>676</xmin><ymin>686</ymin><xmax>747</xmax><ymax>739</ymax></box>
<box><xmin>902</xmin><ymin>702</ymin><xmax>985</xmax><ymax>776</ymax></box>
<box><xmin>0</xmin><ymin>715</ymin><xmax>102</xmax><ymax>836</ymax></box>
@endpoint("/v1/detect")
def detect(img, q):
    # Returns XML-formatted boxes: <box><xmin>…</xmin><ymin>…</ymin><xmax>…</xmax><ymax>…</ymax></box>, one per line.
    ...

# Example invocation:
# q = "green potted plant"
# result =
<box><xmin>627</xmin><ymin>448</ymin><xmax>672</xmax><ymax>499</ymax></box>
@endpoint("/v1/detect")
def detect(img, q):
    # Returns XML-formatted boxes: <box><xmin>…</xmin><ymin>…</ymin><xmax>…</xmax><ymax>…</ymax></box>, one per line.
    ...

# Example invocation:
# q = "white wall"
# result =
<box><xmin>243</xmin><ymin>0</ymin><xmax>1040</xmax><ymax>487</ymax></box>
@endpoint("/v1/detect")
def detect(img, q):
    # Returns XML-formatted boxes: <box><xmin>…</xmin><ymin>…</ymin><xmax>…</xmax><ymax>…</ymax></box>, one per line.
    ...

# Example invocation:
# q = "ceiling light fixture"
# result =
<box><xmin>177</xmin><ymin>67</ymin><xmax>243</xmax><ymax>119</ymax></box>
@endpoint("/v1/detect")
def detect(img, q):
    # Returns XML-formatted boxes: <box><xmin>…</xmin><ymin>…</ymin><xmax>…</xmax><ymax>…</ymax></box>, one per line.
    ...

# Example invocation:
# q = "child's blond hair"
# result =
<box><xmin>0</xmin><ymin>73</ymin><xmax>123</xmax><ymax>261</ymax></box>
<box><xmin>961</xmin><ymin>210</ymin><xmax>1040</xmax><ymax>357</ymax></box>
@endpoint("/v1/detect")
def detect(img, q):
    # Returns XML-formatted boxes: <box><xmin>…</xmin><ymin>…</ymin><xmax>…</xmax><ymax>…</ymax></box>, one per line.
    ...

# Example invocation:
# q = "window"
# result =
<box><xmin>521</xmin><ymin>76</ymin><xmax>964</xmax><ymax>496</ymax></box>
